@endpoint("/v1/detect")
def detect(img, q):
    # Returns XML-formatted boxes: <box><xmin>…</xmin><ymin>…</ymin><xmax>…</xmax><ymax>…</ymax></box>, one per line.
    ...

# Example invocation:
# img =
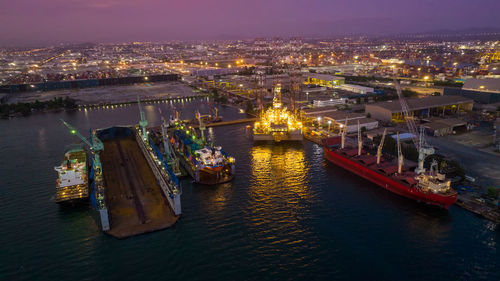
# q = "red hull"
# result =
<box><xmin>324</xmin><ymin>148</ymin><xmax>457</xmax><ymax>209</ymax></box>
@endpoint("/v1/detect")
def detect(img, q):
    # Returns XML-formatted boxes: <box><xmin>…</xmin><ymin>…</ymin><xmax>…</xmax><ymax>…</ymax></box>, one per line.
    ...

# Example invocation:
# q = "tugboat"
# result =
<box><xmin>54</xmin><ymin>144</ymin><xmax>89</xmax><ymax>203</ymax></box>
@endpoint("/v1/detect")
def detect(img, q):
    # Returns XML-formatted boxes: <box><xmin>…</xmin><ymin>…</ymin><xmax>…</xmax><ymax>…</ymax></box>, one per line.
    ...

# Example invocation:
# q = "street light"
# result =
<box><xmin>328</xmin><ymin>120</ymin><xmax>332</xmax><ymax>132</ymax></box>
<box><xmin>317</xmin><ymin>117</ymin><xmax>322</xmax><ymax>127</ymax></box>
<box><xmin>306</xmin><ymin>92</ymin><xmax>309</xmax><ymax>102</ymax></box>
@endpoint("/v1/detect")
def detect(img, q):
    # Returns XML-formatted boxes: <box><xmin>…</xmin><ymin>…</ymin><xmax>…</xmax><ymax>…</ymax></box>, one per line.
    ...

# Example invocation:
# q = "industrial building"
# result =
<box><xmin>365</xmin><ymin>95</ymin><xmax>473</xmax><ymax>122</ymax></box>
<box><xmin>300</xmin><ymin>108</ymin><xmax>378</xmax><ymax>133</ymax></box>
<box><xmin>444</xmin><ymin>77</ymin><xmax>500</xmax><ymax>104</ymax></box>
<box><xmin>305</xmin><ymin>74</ymin><xmax>345</xmax><ymax>88</ymax></box>
<box><xmin>340</xmin><ymin>84</ymin><xmax>374</xmax><ymax>94</ymax></box>
<box><xmin>422</xmin><ymin>118</ymin><xmax>469</xmax><ymax>136</ymax></box>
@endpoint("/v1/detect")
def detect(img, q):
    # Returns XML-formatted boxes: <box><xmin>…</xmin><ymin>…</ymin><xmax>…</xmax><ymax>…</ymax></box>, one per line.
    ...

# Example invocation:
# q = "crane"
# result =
<box><xmin>60</xmin><ymin>119</ymin><xmax>103</xmax><ymax>173</ymax></box>
<box><xmin>357</xmin><ymin>120</ymin><xmax>362</xmax><ymax>156</ymax></box>
<box><xmin>341</xmin><ymin>117</ymin><xmax>348</xmax><ymax>149</ymax></box>
<box><xmin>376</xmin><ymin>128</ymin><xmax>387</xmax><ymax>165</ymax></box>
<box><xmin>195</xmin><ymin>110</ymin><xmax>210</xmax><ymax>141</ymax></box>
<box><xmin>397</xmin><ymin>132</ymin><xmax>404</xmax><ymax>174</ymax></box>
<box><xmin>138</xmin><ymin>96</ymin><xmax>148</xmax><ymax>142</ymax></box>
<box><xmin>158</xmin><ymin>108</ymin><xmax>182</xmax><ymax>176</ymax></box>
<box><xmin>394</xmin><ymin>79</ymin><xmax>434</xmax><ymax>174</ymax></box>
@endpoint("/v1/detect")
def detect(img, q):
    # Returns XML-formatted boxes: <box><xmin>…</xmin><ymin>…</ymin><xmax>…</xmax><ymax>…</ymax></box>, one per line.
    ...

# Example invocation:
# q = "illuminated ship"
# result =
<box><xmin>170</xmin><ymin>121</ymin><xmax>235</xmax><ymax>185</ymax></box>
<box><xmin>253</xmin><ymin>83</ymin><xmax>303</xmax><ymax>142</ymax></box>
<box><xmin>54</xmin><ymin>144</ymin><xmax>89</xmax><ymax>203</ymax></box>
<box><xmin>323</xmin><ymin>124</ymin><xmax>457</xmax><ymax>209</ymax></box>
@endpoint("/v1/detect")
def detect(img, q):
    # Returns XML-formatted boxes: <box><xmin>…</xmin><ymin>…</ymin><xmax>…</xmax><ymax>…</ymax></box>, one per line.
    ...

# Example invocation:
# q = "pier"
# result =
<box><xmin>191</xmin><ymin>117</ymin><xmax>258</xmax><ymax>128</ymax></box>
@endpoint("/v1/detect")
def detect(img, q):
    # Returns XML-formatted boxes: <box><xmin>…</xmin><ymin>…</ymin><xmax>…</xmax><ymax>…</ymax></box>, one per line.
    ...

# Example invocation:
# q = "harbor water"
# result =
<box><xmin>0</xmin><ymin>100</ymin><xmax>499</xmax><ymax>281</ymax></box>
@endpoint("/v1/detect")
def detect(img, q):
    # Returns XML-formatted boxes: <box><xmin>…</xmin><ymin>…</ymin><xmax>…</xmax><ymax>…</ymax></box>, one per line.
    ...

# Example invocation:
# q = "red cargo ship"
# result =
<box><xmin>323</xmin><ymin>136</ymin><xmax>457</xmax><ymax>209</ymax></box>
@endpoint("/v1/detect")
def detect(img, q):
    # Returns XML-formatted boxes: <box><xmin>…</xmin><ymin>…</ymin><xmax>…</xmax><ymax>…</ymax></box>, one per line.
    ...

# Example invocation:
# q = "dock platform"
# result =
<box><xmin>100</xmin><ymin>134</ymin><xmax>179</xmax><ymax>238</ymax></box>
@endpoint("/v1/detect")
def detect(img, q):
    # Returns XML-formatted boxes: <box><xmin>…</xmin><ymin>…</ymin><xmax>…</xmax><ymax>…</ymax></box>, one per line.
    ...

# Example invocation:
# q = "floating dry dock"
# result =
<box><xmin>96</xmin><ymin>126</ymin><xmax>181</xmax><ymax>239</ymax></box>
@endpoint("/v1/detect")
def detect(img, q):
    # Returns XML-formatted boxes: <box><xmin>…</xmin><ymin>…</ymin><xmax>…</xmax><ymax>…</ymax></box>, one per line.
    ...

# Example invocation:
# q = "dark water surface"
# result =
<box><xmin>0</xmin><ymin>100</ymin><xmax>498</xmax><ymax>281</ymax></box>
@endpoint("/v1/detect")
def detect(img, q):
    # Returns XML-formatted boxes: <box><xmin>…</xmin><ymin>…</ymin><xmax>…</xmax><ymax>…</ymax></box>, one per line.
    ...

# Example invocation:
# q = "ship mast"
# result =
<box><xmin>137</xmin><ymin>96</ymin><xmax>148</xmax><ymax>142</ymax></box>
<box><xmin>376</xmin><ymin>128</ymin><xmax>387</xmax><ymax>165</ymax></box>
<box><xmin>357</xmin><ymin>120</ymin><xmax>362</xmax><ymax>156</ymax></box>
<box><xmin>397</xmin><ymin>132</ymin><xmax>404</xmax><ymax>174</ymax></box>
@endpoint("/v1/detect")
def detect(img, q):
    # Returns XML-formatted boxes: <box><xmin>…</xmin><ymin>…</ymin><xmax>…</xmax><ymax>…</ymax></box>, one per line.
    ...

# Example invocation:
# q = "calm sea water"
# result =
<box><xmin>0</xmin><ymin>100</ymin><xmax>498</xmax><ymax>281</ymax></box>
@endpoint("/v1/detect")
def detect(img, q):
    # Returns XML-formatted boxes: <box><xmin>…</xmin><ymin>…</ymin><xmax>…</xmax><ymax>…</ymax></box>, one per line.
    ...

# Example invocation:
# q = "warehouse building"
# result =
<box><xmin>365</xmin><ymin>95</ymin><xmax>473</xmax><ymax>122</ymax></box>
<box><xmin>340</xmin><ymin>84</ymin><xmax>374</xmax><ymax>94</ymax></box>
<box><xmin>444</xmin><ymin>77</ymin><xmax>500</xmax><ymax>104</ymax></box>
<box><xmin>305</xmin><ymin>74</ymin><xmax>345</xmax><ymax>88</ymax></box>
<box><xmin>300</xmin><ymin>109</ymin><xmax>378</xmax><ymax>133</ymax></box>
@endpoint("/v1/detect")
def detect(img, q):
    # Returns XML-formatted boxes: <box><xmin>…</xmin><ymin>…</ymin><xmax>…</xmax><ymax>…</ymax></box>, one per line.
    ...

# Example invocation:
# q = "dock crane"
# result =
<box><xmin>60</xmin><ymin>119</ymin><xmax>110</xmax><ymax>231</ymax></box>
<box><xmin>60</xmin><ymin>119</ymin><xmax>104</xmax><ymax>173</ymax></box>
<box><xmin>394</xmin><ymin>79</ymin><xmax>434</xmax><ymax>174</ymax></box>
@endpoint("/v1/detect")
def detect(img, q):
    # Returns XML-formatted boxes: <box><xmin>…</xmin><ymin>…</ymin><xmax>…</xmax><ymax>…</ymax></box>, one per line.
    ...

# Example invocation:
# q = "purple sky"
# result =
<box><xmin>1</xmin><ymin>0</ymin><xmax>499</xmax><ymax>45</ymax></box>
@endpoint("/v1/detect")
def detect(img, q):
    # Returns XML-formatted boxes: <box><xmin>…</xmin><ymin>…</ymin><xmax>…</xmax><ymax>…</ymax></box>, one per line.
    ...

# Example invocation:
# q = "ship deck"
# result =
<box><xmin>101</xmin><ymin>136</ymin><xmax>179</xmax><ymax>239</ymax></box>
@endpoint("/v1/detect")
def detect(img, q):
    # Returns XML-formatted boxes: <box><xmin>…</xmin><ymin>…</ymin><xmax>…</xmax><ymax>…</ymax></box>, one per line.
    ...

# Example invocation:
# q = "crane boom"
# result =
<box><xmin>61</xmin><ymin>119</ymin><xmax>93</xmax><ymax>148</ymax></box>
<box><xmin>397</xmin><ymin>132</ymin><xmax>404</xmax><ymax>174</ymax></box>
<box><xmin>394</xmin><ymin>80</ymin><xmax>435</xmax><ymax>174</ymax></box>
<box><xmin>394</xmin><ymin>79</ymin><xmax>420</xmax><ymax>150</ymax></box>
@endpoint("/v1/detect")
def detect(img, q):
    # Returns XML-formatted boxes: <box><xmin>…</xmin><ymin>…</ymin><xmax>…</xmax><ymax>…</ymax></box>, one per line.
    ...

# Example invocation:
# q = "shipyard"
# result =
<box><xmin>1</xmin><ymin>2</ymin><xmax>500</xmax><ymax>278</ymax></box>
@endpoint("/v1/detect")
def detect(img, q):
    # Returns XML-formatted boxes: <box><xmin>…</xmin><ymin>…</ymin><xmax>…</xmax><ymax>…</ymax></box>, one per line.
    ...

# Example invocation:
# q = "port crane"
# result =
<box><xmin>394</xmin><ymin>79</ymin><xmax>434</xmax><ymax>174</ymax></box>
<box><xmin>60</xmin><ymin>119</ymin><xmax>104</xmax><ymax>174</ymax></box>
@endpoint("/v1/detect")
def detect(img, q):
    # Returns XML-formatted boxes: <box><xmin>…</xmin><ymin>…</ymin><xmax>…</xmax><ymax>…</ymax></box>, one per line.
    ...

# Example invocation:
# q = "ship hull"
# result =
<box><xmin>324</xmin><ymin>148</ymin><xmax>457</xmax><ymax>208</ymax></box>
<box><xmin>253</xmin><ymin>131</ymin><xmax>303</xmax><ymax>142</ymax></box>
<box><xmin>176</xmin><ymin>150</ymin><xmax>234</xmax><ymax>185</ymax></box>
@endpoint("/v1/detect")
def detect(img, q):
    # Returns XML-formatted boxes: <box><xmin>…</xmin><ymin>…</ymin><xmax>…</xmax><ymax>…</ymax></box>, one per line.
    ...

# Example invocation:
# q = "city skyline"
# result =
<box><xmin>1</xmin><ymin>0</ymin><xmax>500</xmax><ymax>46</ymax></box>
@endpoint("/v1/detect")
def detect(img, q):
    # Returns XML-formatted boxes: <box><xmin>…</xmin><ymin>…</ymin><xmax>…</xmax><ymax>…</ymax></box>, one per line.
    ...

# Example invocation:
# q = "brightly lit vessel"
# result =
<box><xmin>54</xmin><ymin>144</ymin><xmax>89</xmax><ymax>203</ymax></box>
<box><xmin>253</xmin><ymin>83</ymin><xmax>303</xmax><ymax>142</ymax></box>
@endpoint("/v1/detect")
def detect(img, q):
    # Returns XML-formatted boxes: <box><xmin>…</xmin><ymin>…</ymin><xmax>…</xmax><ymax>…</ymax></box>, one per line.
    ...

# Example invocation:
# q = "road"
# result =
<box><xmin>427</xmin><ymin>136</ymin><xmax>500</xmax><ymax>188</ymax></box>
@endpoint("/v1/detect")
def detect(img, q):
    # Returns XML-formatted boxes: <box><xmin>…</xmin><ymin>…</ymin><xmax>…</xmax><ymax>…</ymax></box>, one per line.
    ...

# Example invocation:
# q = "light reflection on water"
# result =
<box><xmin>247</xmin><ymin>144</ymin><xmax>316</xmax><ymax>253</ymax></box>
